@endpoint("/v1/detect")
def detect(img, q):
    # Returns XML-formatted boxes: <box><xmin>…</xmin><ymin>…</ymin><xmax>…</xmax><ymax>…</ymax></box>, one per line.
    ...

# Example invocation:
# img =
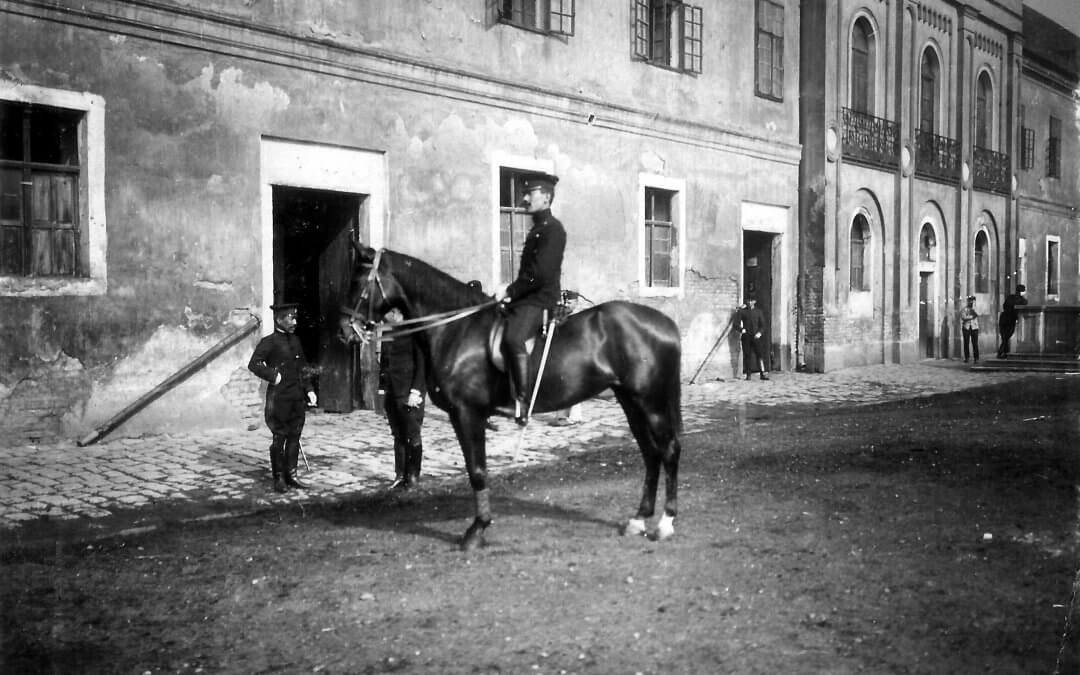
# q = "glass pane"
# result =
<box><xmin>30</xmin><ymin>227</ymin><xmax>53</xmax><ymax>275</ymax></box>
<box><xmin>29</xmin><ymin>106</ymin><xmax>80</xmax><ymax>166</ymax></box>
<box><xmin>54</xmin><ymin>174</ymin><xmax>75</xmax><ymax>227</ymax></box>
<box><xmin>0</xmin><ymin>102</ymin><xmax>24</xmax><ymax>161</ymax></box>
<box><xmin>0</xmin><ymin>225</ymin><xmax>22</xmax><ymax>274</ymax></box>
<box><xmin>0</xmin><ymin>168</ymin><xmax>22</xmax><ymax>222</ymax></box>
<box><xmin>31</xmin><ymin>174</ymin><xmax>53</xmax><ymax>223</ymax></box>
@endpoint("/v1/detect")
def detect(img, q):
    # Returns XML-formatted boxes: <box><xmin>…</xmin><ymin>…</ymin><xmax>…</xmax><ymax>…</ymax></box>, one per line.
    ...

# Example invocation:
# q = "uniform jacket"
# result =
<box><xmin>506</xmin><ymin>209</ymin><xmax>566</xmax><ymax>309</ymax></box>
<box><xmin>380</xmin><ymin>334</ymin><xmax>426</xmax><ymax>399</ymax></box>
<box><xmin>959</xmin><ymin>306</ymin><xmax>980</xmax><ymax>331</ymax></box>
<box><xmin>738</xmin><ymin>306</ymin><xmax>767</xmax><ymax>336</ymax></box>
<box><xmin>248</xmin><ymin>330</ymin><xmax>314</xmax><ymax>400</ymax></box>
<box><xmin>1001</xmin><ymin>293</ymin><xmax>1027</xmax><ymax>321</ymax></box>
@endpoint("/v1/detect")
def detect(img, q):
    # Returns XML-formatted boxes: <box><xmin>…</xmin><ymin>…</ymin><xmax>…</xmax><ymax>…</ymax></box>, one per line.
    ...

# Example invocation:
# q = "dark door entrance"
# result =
<box><xmin>743</xmin><ymin>231</ymin><xmax>776</xmax><ymax>370</ymax></box>
<box><xmin>272</xmin><ymin>186</ymin><xmax>366</xmax><ymax>412</ymax></box>
<box><xmin>918</xmin><ymin>272</ymin><xmax>934</xmax><ymax>358</ymax></box>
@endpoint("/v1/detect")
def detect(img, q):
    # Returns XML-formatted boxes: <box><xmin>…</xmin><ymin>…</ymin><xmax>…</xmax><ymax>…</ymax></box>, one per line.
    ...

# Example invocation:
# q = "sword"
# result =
<box><xmin>513</xmin><ymin>317</ymin><xmax>558</xmax><ymax>458</ymax></box>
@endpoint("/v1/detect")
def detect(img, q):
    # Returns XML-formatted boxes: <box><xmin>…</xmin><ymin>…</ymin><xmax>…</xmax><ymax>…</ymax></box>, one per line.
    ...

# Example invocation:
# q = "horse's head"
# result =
<box><xmin>338</xmin><ymin>244</ymin><xmax>405</xmax><ymax>345</ymax></box>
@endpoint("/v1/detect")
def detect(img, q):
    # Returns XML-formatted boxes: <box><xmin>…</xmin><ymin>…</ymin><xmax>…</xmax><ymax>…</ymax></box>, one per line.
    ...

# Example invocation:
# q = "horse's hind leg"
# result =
<box><xmin>448</xmin><ymin>406</ymin><xmax>491</xmax><ymax>551</ymax></box>
<box><xmin>615</xmin><ymin>391</ymin><xmax>663</xmax><ymax>537</ymax></box>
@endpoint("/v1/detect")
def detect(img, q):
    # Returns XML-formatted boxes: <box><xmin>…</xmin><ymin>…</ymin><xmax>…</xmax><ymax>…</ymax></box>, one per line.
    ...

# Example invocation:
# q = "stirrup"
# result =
<box><xmin>514</xmin><ymin>399</ymin><xmax>528</xmax><ymax>427</ymax></box>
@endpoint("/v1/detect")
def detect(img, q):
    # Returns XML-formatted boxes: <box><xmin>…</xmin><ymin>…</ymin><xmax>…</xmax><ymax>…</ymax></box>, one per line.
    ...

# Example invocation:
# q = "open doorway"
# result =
<box><xmin>272</xmin><ymin>186</ymin><xmax>364</xmax><ymax>412</ymax></box>
<box><xmin>744</xmin><ymin>230</ymin><xmax>778</xmax><ymax>370</ymax></box>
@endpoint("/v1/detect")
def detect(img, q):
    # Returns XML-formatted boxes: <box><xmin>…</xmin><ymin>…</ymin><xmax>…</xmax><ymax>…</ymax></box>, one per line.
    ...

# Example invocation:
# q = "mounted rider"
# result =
<box><xmin>498</xmin><ymin>171</ymin><xmax>566</xmax><ymax>425</ymax></box>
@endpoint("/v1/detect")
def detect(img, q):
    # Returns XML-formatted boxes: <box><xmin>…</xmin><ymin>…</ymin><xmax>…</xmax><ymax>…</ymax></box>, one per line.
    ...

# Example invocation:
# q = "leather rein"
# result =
<box><xmin>341</xmin><ymin>248</ymin><xmax>497</xmax><ymax>345</ymax></box>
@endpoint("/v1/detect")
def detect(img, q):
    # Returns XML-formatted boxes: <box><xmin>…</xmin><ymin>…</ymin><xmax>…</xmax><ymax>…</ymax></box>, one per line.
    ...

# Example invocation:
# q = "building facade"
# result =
<box><xmin>0</xmin><ymin>0</ymin><xmax>803</xmax><ymax>443</ymax></box>
<box><xmin>799</xmin><ymin>0</ymin><xmax>1078</xmax><ymax>371</ymax></box>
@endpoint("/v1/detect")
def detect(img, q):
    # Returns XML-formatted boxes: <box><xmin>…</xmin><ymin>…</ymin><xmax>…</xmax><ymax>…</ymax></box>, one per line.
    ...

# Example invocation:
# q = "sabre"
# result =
<box><xmin>512</xmin><ymin>317</ymin><xmax>558</xmax><ymax>458</ymax></box>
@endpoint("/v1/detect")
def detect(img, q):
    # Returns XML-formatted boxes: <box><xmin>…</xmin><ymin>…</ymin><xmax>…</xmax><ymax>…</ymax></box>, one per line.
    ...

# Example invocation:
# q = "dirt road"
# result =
<box><xmin>2</xmin><ymin>377</ymin><xmax>1078</xmax><ymax>674</ymax></box>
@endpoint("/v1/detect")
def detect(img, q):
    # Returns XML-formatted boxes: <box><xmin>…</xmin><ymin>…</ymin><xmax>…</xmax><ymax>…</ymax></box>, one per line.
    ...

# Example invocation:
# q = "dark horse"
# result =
<box><xmin>340</xmin><ymin>247</ymin><xmax>683</xmax><ymax>550</ymax></box>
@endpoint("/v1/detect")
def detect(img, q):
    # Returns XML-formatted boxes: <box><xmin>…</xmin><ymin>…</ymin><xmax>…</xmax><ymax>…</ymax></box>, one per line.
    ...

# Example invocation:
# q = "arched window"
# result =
<box><xmin>851</xmin><ymin>19</ymin><xmax>875</xmax><ymax>114</ymax></box>
<box><xmin>974</xmin><ymin>231</ymin><xmax>989</xmax><ymax>292</ymax></box>
<box><xmin>850</xmin><ymin>215</ymin><xmax>871</xmax><ymax>291</ymax></box>
<box><xmin>920</xmin><ymin>224</ymin><xmax>937</xmax><ymax>262</ymax></box>
<box><xmin>975</xmin><ymin>72</ymin><xmax>993</xmax><ymax>149</ymax></box>
<box><xmin>920</xmin><ymin>48</ymin><xmax>939</xmax><ymax>133</ymax></box>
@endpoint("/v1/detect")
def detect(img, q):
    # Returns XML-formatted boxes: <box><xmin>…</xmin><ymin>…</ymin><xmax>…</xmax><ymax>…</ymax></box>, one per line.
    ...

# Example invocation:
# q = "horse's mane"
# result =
<box><xmin>382</xmin><ymin>249</ymin><xmax>492</xmax><ymax>309</ymax></box>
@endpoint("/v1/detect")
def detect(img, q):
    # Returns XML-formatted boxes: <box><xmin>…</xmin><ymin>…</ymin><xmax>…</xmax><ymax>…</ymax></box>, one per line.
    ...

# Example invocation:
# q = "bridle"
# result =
<box><xmin>341</xmin><ymin>248</ymin><xmax>498</xmax><ymax>345</ymax></box>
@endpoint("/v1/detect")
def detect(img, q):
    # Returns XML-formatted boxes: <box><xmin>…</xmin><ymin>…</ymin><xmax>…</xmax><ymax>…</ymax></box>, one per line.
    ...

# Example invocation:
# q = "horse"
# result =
<box><xmin>340</xmin><ymin>247</ymin><xmax>683</xmax><ymax>551</ymax></box>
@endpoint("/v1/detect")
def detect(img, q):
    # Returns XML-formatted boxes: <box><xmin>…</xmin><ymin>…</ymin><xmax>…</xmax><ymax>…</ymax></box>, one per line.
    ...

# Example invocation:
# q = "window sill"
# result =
<box><xmin>640</xmin><ymin>285</ymin><xmax>683</xmax><ymax>299</ymax></box>
<box><xmin>0</xmin><ymin>276</ymin><xmax>106</xmax><ymax>297</ymax></box>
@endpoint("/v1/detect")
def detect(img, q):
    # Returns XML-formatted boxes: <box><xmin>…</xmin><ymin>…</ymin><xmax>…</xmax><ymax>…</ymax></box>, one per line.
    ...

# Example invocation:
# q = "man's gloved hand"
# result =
<box><xmin>406</xmin><ymin>389</ymin><xmax>423</xmax><ymax>408</ymax></box>
<box><xmin>307</xmin><ymin>391</ymin><xmax>318</xmax><ymax>407</ymax></box>
<box><xmin>274</xmin><ymin>372</ymin><xmax>282</xmax><ymax>385</ymax></box>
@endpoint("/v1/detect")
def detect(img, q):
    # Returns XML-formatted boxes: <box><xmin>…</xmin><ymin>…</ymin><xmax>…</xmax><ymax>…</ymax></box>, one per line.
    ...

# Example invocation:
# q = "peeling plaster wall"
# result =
<box><xmin>0</xmin><ymin>1</ymin><xmax>802</xmax><ymax>443</ymax></box>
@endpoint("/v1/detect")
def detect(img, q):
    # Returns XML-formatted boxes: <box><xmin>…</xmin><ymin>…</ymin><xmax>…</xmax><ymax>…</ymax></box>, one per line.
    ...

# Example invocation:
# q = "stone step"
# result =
<box><xmin>970</xmin><ymin>356</ymin><xmax>1080</xmax><ymax>373</ymax></box>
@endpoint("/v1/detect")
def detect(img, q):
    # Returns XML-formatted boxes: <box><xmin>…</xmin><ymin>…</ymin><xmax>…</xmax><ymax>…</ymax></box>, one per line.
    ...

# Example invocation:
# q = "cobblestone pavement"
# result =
<box><xmin>0</xmin><ymin>362</ymin><xmax>1056</xmax><ymax>537</ymax></box>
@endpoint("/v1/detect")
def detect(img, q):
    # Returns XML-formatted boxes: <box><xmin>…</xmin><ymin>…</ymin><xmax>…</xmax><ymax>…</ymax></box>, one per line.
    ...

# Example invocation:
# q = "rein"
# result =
<box><xmin>341</xmin><ymin>248</ymin><xmax>498</xmax><ymax>343</ymax></box>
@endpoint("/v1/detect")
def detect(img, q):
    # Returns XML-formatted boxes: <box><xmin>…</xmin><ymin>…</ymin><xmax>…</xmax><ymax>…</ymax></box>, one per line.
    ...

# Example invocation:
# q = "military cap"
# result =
<box><xmin>1016</xmin><ymin>284</ymin><xmax>1026</xmax><ymax>292</ymax></box>
<box><xmin>966</xmin><ymin>295</ymin><xmax>976</xmax><ymax>301</ymax></box>
<box><xmin>521</xmin><ymin>172</ymin><xmax>559</xmax><ymax>192</ymax></box>
<box><xmin>270</xmin><ymin>300</ymin><xmax>299</xmax><ymax>313</ymax></box>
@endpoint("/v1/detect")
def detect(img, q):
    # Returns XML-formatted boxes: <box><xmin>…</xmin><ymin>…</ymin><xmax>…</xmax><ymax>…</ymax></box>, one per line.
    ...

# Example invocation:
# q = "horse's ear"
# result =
<box><xmin>351</xmin><ymin>240</ymin><xmax>375</xmax><ymax>263</ymax></box>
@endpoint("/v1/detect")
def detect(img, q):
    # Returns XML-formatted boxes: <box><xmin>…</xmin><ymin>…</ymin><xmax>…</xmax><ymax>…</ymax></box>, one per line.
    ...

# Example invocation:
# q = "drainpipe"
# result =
<box><xmin>77</xmin><ymin>316</ymin><xmax>261</xmax><ymax>447</ymax></box>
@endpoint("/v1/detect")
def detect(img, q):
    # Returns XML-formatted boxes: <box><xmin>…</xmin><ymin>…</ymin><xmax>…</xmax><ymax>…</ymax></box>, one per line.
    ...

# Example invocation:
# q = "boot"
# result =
<box><xmin>509</xmin><ymin>353</ymin><xmax>531</xmax><ymax>426</ymax></box>
<box><xmin>390</xmin><ymin>439</ymin><xmax>407</xmax><ymax>489</ymax></box>
<box><xmin>283</xmin><ymin>439</ymin><xmax>308</xmax><ymax>489</ymax></box>
<box><xmin>404</xmin><ymin>442</ymin><xmax>423</xmax><ymax>488</ymax></box>
<box><xmin>270</xmin><ymin>439</ymin><xmax>288</xmax><ymax>493</ymax></box>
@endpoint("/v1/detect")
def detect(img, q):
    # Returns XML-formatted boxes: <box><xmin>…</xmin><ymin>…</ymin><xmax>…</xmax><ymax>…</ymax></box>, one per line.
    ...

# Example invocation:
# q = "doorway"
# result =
<box><xmin>272</xmin><ymin>186</ymin><xmax>363</xmax><ymax>412</ymax></box>
<box><xmin>743</xmin><ymin>230</ymin><xmax>777</xmax><ymax>369</ymax></box>
<box><xmin>918</xmin><ymin>272</ymin><xmax>934</xmax><ymax>357</ymax></box>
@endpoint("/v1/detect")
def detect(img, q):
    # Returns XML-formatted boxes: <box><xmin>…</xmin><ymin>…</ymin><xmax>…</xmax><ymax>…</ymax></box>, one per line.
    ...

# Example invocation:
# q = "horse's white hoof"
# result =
<box><xmin>655</xmin><ymin>515</ymin><xmax>675</xmax><ymax>541</ymax></box>
<box><xmin>623</xmin><ymin>518</ymin><xmax>647</xmax><ymax>537</ymax></box>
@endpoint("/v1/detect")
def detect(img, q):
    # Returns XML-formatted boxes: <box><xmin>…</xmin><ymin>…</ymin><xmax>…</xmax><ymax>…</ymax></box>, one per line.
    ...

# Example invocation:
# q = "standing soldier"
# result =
<box><xmin>737</xmin><ymin>296</ymin><xmax>770</xmax><ymax>381</ymax></box>
<box><xmin>498</xmin><ymin>171</ymin><xmax>566</xmax><ymax>425</ymax></box>
<box><xmin>959</xmin><ymin>295</ymin><xmax>980</xmax><ymax>363</ymax></box>
<box><xmin>248</xmin><ymin>301</ymin><xmax>317</xmax><ymax>493</ymax></box>
<box><xmin>380</xmin><ymin>308</ymin><xmax>426</xmax><ymax>490</ymax></box>
<box><xmin>997</xmin><ymin>284</ymin><xmax>1027</xmax><ymax>358</ymax></box>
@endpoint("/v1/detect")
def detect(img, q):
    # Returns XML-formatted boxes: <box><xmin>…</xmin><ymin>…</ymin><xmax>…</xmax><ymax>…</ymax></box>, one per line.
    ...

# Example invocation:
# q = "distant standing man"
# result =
<box><xmin>959</xmin><ymin>295</ymin><xmax>980</xmax><ymax>363</ymax></box>
<box><xmin>380</xmin><ymin>308</ymin><xmax>426</xmax><ymax>490</ymax></box>
<box><xmin>248</xmin><ymin>301</ymin><xmax>317</xmax><ymax>493</ymax></box>
<box><xmin>498</xmin><ymin>172</ymin><xmax>566</xmax><ymax>425</ymax></box>
<box><xmin>997</xmin><ymin>284</ymin><xmax>1027</xmax><ymax>358</ymax></box>
<box><xmin>738</xmin><ymin>296</ymin><xmax>770</xmax><ymax>381</ymax></box>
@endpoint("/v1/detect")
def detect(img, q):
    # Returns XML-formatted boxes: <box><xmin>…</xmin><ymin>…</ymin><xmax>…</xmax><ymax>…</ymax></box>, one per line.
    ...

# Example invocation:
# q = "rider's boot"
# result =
<box><xmin>509</xmin><ymin>353</ymin><xmax>531</xmax><ymax>426</ymax></box>
<box><xmin>404</xmin><ymin>441</ymin><xmax>423</xmax><ymax>488</ymax></box>
<box><xmin>270</xmin><ymin>438</ymin><xmax>288</xmax><ymax>493</ymax></box>
<box><xmin>283</xmin><ymin>439</ymin><xmax>308</xmax><ymax>489</ymax></box>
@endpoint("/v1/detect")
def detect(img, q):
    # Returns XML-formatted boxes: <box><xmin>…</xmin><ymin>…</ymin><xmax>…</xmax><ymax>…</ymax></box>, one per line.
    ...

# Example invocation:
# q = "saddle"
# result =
<box><xmin>486</xmin><ymin>294</ymin><xmax>576</xmax><ymax>372</ymax></box>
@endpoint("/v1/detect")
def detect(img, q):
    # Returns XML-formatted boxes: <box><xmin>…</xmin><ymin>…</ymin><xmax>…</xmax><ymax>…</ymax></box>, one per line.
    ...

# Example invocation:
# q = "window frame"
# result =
<box><xmin>632</xmin><ymin>0</ymin><xmax>704</xmax><ymax>75</ymax></box>
<box><xmin>1046</xmin><ymin>234</ymin><xmax>1060</xmax><ymax>298</ymax></box>
<box><xmin>637</xmin><ymin>173</ymin><xmax>685</xmax><ymax>298</ymax></box>
<box><xmin>849</xmin><ymin>214</ymin><xmax>870</xmax><ymax>292</ymax></box>
<box><xmin>754</xmin><ymin>0</ymin><xmax>785</xmax><ymax>101</ymax></box>
<box><xmin>974</xmin><ymin>71</ymin><xmax>993</xmax><ymax>150</ymax></box>
<box><xmin>849</xmin><ymin>17</ymin><xmax>875</xmax><ymax>115</ymax></box>
<box><xmin>973</xmin><ymin>230</ymin><xmax>989</xmax><ymax>293</ymax></box>
<box><xmin>0</xmin><ymin>83</ymin><xmax>105</xmax><ymax>297</ymax></box>
<box><xmin>1047</xmin><ymin>115</ymin><xmax>1061</xmax><ymax>179</ymax></box>
<box><xmin>491</xmin><ymin>154</ymin><xmax>555</xmax><ymax>291</ymax></box>
<box><xmin>498</xmin><ymin>0</ymin><xmax>576</xmax><ymax>36</ymax></box>
<box><xmin>919</xmin><ymin>47</ymin><xmax>939</xmax><ymax>133</ymax></box>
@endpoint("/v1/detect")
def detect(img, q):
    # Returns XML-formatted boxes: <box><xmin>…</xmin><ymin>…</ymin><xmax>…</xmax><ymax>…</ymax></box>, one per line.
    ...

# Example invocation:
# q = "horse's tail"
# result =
<box><xmin>665</xmin><ymin>320</ymin><xmax>684</xmax><ymax>436</ymax></box>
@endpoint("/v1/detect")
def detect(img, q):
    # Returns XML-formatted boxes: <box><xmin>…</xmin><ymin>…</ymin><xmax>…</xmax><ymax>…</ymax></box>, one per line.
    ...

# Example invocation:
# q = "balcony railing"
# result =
<box><xmin>972</xmin><ymin>146</ymin><xmax>1010</xmax><ymax>195</ymax></box>
<box><xmin>914</xmin><ymin>129</ymin><xmax>960</xmax><ymax>182</ymax></box>
<box><xmin>841</xmin><ymin>107</ymin><xmax>900</xmax><ymax>169</ymax></box>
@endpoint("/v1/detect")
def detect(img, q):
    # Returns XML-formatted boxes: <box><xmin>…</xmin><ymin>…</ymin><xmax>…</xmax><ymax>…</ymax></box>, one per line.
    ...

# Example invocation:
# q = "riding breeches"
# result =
<box><xmin>503</xmin><ymin>304</ymin><xmax>546</xmax><ymax>358</ymax></box>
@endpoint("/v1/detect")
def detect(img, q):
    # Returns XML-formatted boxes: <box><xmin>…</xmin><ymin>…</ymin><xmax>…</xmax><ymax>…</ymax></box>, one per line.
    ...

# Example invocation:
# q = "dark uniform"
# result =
<box><xmin>380</xmin><ymin>331</ymin><xmax>426</xmax><ymax>488</ymax></box>
<box><xmin>737</xmin><ymin>300</ymin><xmax>770</xmax><ymax>380</ymax></box>
<box><xmin>503</xmin><ymin>172</ymin><xmax>566</xmax><ymax>418</ymax></box>
<box><xmin>248</xmin><ymin>303</ymin><xmax>315</xmax><ymax>492</ymax></box>
<box><xmin>997</xmin><ymin>284</ymin><xmax>1027</xmax><ymax>358</ymax></box>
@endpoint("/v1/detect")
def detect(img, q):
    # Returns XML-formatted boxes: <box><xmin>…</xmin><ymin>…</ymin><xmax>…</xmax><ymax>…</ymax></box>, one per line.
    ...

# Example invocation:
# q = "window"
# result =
<box><xmin>1047</xmin><ymin>236</ymin><xmax>1060</xmax><ymax>296</ymax></box>
<box><xmin>1017</xmin><ymin>237</ymin><xmax>1027</xmax><ymax>290</ymax></box>
<box><xmin>632</xmin><ymin>0</ymin><xmax>703</xmax><ymax>74</ymax></box>
<box><xmin>975</xmin><ymin>72</ymin><xmax>992</xmax><ymax>149</ymax></box>
<box><xmin>498</xmin><ymin>167</ymin><xmax>534</xmax><ymax>286</ymax></box>
<box><xmin>919</xmin><ymin>224</ymin><xmax>936</xmax><ymax>262</ymax></box>
<box><xmin>498</xmin><ymin>0</ymin><xmax>575</xmax><ymax>35</ymax></box>
<box><xmin>1020</xmin><ymin>105</ymin><xmax>1035</xmax><ymax>170</ymax></box>
<box><xmin>850</xmin><ymin>18</ymin><xmax>875</xmax><ymax>114</ymax></box>
<box><xmin>974</xmin><ymin>231</ymin><xmax>989</xmax><ymax>293</ymax></box>
<box><xmin>644</xmin><ymin>188</ymin><xmax>676</xmax><ymax>287</ymax></box>
<box><xmin>1048</xmin><ymin>116</ymin><xmax>1061</xmax><ymax>178</ymax></box>
<box><xmin>919</xmin><ymin>48</ymin><xmax>939</xmax><ymax>133</ymax></box>
<box><xmin>850</xmin><ymin>215</ymin><xmax>870</xmax><ymax>291</ymax></box>
<box><xmin>755</xmin><ymin>0</ymin><xmax>784</xmax><ymax>100</ymax></box>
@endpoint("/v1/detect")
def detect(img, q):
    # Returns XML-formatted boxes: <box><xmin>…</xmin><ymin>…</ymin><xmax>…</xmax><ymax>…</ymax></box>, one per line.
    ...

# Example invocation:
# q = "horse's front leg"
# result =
<box><xmin>449</xmin><ymin>406</ymin><xmax>491</xmax><ymax>551</ymax></box>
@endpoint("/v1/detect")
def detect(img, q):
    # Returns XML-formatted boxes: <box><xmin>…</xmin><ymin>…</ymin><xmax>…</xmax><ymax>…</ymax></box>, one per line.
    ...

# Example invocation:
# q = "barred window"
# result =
<box><xmin>1048</xmin><ymin>116</ymin><xmax>1061</xmax><ymax>178</ymax></box>
<box><xmin>755</xmin><ymin>0</ymin><xmax>784</xmax><ymax>100</ymax></box>
<box><xmin>0</xmin><ymin>101</ymin><xmax>83</xmax><ymax>277</ymax></box>
<box><xmin>644</xmin><ymin>187</ymin><xmax>677</xmax><ymax>287</ymax></box>
<box><xmin>498</xmin><ymin>0</ymin><xmax>575</xmax><ymax>36</ymax></box>
<box><xmin>1047</xmin><ymin>237</ymin><xmax>1059</xmax><ymax>296</ymax></box>
<box><xmin>974</xmin><ymin>231</ymin><xmax>989</xmax><ymax>293</ymax></box>
<box><xmin>632</xmin><ymin>0</ymin><xmax>703</xmax><ymax>74</ymax></box>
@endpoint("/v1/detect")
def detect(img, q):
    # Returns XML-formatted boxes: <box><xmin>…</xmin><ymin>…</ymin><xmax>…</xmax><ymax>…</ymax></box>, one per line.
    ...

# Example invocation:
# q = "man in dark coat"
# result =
<box><xmin>499</xmin><ymin>171</ymin><xmax>566</xmax><ymax>425</ymax></box>
<box><xmin>737</xmin><ymin>296</ymin><xmax>770</xmax><ymax>381</ymax></box>
<box><xmin>380</xmin><ymin>308</ymin><xmax>426</xmax><ymax>490</ymax></box>
<box><xmin>997</xmin><ymin>284</ymin><xmax>1027</xmax><ymax>358</ymax></box>
<box><xmin>248</xmin><ymin>302</ymin><xmax>317</xmax><ymax>493</ymax></box>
